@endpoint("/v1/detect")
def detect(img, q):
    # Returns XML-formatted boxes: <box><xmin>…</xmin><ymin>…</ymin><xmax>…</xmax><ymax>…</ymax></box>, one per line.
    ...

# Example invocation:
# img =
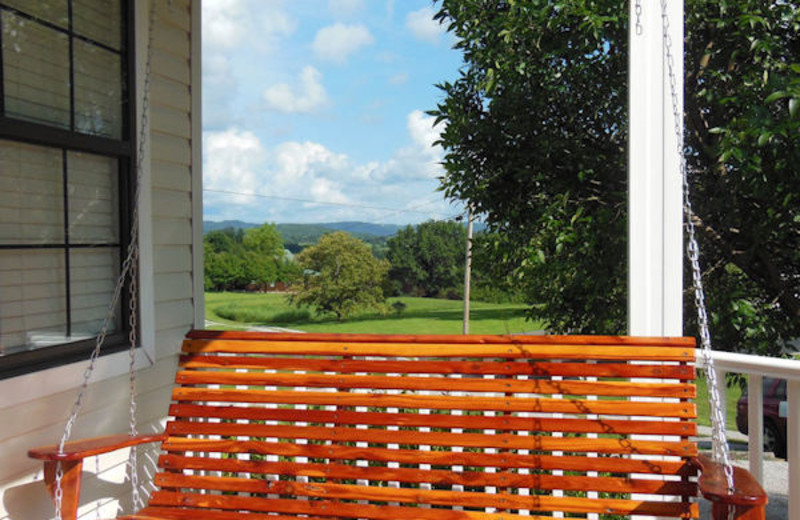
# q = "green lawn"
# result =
<box><xmin>696</xmin><ymin>374</ymin><xmax>742</xmax><ymax>430</ymax></box>
<box><xmin>205</xmin><ymin>292</ymin><xmax>541</xmax><ymax>335</ymax></box>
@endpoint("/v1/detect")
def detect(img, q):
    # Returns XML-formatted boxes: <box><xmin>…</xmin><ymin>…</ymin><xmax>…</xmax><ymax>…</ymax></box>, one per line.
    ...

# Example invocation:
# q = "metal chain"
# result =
<box><xmin>634</xmin><ymin>0</ymin><xmax>643</xmax><ymax>35</ymax></box>
<box><xmin>53</xmin><ymin>1</ymin><xmax>157</xmax><ymax>518</ymax></box>
<box><xmin>659</xmin><ymin>0</ymin><xmax>736</xmax><ymax>495</ymax></box>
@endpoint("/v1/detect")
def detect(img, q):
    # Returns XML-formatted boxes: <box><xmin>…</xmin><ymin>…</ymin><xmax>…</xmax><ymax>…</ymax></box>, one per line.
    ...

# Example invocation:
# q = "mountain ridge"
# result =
<box><xmin>203</xmin><ymin>220</ymin><xmax>405</xmax><ymax>238</ymax></box>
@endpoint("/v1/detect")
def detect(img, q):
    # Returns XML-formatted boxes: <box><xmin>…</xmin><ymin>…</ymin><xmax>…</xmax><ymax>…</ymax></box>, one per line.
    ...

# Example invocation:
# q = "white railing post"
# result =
<box><xmin>789</xmin><ymin>379</ymin><xmax>800</xmax><ymax>520</ymax></box>
<box><xmin>715</xmin><ymin>367</ymin><xmax>728</xmax><ymax>428</ymax></box>
<box><xmin>747</xmin><ymin>374</ymin><xmax>764</xmax><ymax>483</ymax></box>
<box><xmin>698</xmin><ymin>349</ymin><xmax>800</xmax><ymax>519</ymax></box>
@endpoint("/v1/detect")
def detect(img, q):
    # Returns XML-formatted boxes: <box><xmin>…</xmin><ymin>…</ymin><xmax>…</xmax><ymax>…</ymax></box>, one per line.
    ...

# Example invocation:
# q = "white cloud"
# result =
<box><xmin>204</xmin><ymin>129</ymin><xmax>266</xmax><ymax>203</ymax></box>
<box><xmin>368</xmin><ymin>110</ymin><xmax>445</xmax><ymax>183</ymax></box>
<box><xmin>203</xmin><ymin>0</ymin><xmax>247</xmax><ymax>49</ymax></box>
<box><xmin>329</xmin><ymin>0</ymin><xmax>365</xmax><ymax>17</ymax></box>
<box><xmin>407</xmin><ymin>109</ymin><xmax>442</xmax><ymax>153</ymax></box>
<box><xmin>273</xmin><ymin>141</ymin><xmax>349</xmax><ymax>184</ymax></box>
<box><xmin>259</xmin><ymin>5</ymin><xmax>297</xmax><ymax>41</ymax></box>
<box><xmin>202</xmin><ymin>0</ymin><xmax>295</xmax><ymax>52</ymax></box>
<box><xmin>389</xmin><ymin>72</ymin><xmax>409</xmax><ymax>85</ymax></box>
<box><xmin>405</xmin><ymin>6</ymin><xmax>445</xmax><ymax>45</ymax></box>
<box><xmin>312</xmin><ymin>23</ymin><xmax>375</xmax><ymax>64</ymax></box>
<box><xmin>262</xmin><ymin>66</ymin><xmax>329</xmax><ymax>114</ymax></box>
<box><xmin>203</xmin><ymin>116</ymin><xmax>452</xmax><ymax>224</ymax></box>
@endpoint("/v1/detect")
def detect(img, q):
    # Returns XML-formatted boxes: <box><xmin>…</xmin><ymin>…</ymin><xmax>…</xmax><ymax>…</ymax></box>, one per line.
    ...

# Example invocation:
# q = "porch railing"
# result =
<box><xmin>697</xmin><ymin>350</ymin><xmax>800</xmax><ymax>520</ymax></box>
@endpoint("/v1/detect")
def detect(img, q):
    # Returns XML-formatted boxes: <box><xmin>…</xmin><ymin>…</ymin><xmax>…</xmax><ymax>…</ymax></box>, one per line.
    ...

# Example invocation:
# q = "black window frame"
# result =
<box><xmin>0</xmin><ymin>0</ymin><xmax>136</xmax><ymax>380</ymax></box>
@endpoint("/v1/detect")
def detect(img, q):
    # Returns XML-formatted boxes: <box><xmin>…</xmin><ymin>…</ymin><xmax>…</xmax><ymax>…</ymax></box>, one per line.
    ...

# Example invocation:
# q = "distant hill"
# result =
<box><xmin>203</xmin><ymin>220</ymin><xmax>485</xmax><ymax>259</ymax></box>
<box><xmin>204</xmin><ymin>220</ymin><xmax>403</xmax><ymax>238</ymax></box>
<box><xmin>319</xmin><ymin>222</ymin><xmax>403</xmax><ymax>237</ymax></box>
<box><xmin>203</xmin><ymin>220</ymin><xmax>261</xmax><ymax>233</ymax></box>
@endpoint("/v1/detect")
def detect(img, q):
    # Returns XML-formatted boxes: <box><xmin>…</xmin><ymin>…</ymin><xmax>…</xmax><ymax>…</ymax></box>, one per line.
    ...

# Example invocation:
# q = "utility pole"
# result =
<box><xmin>462</xmin><ymin>208</ymin><xmax>473</xmax><ymax>335</ymax></box>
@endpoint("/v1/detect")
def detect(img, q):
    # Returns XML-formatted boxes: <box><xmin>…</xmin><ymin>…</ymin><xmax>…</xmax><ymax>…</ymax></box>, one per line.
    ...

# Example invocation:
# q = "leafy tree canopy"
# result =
<box><xmin>386</xmin><ymin>220</ymin><xmax>467</xmax><ymax>298</ymax></box>
<box><xmin>291</xmin><ymin>232</ymin><xmax>390</xmax><ymax>320</ymax></box>
<box><xmin>432</xmin><ymin>0</ymin><xmax>799</xmax><ymax>355</ymax></box>
<box><xmin>204</xmin><ymin>224</ymin><xmax>293</xmax><ymax>291</ymax></box>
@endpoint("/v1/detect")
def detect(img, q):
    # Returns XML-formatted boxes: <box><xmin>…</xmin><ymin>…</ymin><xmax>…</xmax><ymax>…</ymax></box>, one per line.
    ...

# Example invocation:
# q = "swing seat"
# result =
<box><xmin>30</xmin><ymin>331</ymin><xmax>767</xmax><ymax>520</ymax></box>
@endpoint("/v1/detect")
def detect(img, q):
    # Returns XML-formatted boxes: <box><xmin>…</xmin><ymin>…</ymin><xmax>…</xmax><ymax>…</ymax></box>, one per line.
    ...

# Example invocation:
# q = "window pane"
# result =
<box><xmin>67</xmin><ymin>151</ymin><xmax>119</xmax><ymax>244</ymax></box>
<box><xmin>0</xmin><ymin>140</ymin><xmax>64</xmax><ymax>245</ymax></box>
<box><xmin>2</xmin><ymin>11</ymin><xmax>70</xmax><ymax>128</ymax></box>
<box><xmin>69</xmin><ymin>248</ymin><xmax>120</xmax><ymax>339</ymax></box>
<box><xmin>74</xmin><ymin>39</ymin><xmax>122</xmax><ymax>138</ymax></box>
<box><xmin>0</xmin><ymin>249</ymin><xmax>66</xmax><ymax>353</ymax></box>
<box><xmin>1</xmin><ymin>1</ymin><xmax>69</xmax><ymax>28</ymax></box>
<box><xmin>73</xmin><ymin>0</ymin><xmax>121</xmax><ymax>50</ymax></box>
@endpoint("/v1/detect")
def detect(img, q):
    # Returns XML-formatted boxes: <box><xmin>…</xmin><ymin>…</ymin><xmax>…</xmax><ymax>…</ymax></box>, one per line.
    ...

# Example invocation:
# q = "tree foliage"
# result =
<box><xmin>291</xmin><ymin>232</ymin><xmax>390</xmax><ymax>320</ymax></box>
<box><xmin>386</xmin><ymin>220</ymin><xmax>467</xmax><ymax>298</ymax></box>
<box><xmin>204</xmin><ymin>224</ymin><xmax>296</xmax><ymax>291</ymax></box>
<box><xmin>432</xmin><ymin>0</ymin><xmax>799</xmax><ymax>354</ymax></box>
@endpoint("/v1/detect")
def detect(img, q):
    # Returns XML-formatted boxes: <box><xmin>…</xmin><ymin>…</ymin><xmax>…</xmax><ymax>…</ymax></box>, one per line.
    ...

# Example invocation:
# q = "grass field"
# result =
<box><xmin>205</xmin><ymin>292</ymin><xmax>540</xmax><ymax>335</ymax></box>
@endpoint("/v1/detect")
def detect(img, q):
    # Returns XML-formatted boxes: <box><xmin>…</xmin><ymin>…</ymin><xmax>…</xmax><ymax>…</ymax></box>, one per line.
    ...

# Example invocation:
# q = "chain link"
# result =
<box><xmin>52</xmin><ymin>1</ymin><xmax>156</xmax><ymax>518</ymax></box>
<box><xmin>634</xmin><ymin>0</ymin><xmax>643</xmax><ymax>36</ymax></box>
<box><xmin>659</xmin><ymin>0</ymin><xmax>736</xmax><ymax>496</ymax></box>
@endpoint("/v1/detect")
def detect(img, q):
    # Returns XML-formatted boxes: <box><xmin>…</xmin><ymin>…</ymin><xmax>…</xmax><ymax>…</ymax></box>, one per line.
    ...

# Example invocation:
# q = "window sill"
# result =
<box><xmin>0</xmin><ymin>343</ymin><xmax>154</xmax><ymax>409</ymax></box>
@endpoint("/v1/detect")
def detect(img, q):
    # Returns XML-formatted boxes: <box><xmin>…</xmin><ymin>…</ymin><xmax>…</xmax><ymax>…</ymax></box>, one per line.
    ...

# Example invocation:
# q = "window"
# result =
<box><xmin>0</xmin><ymin>0</ymin><xmax>134</xmax><ymax>379</ymax></box>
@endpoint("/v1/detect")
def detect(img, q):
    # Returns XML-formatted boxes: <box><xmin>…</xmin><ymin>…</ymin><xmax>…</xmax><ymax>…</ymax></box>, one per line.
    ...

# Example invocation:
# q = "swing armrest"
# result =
<box><xmin>694</xmin><ymin>454</ymin><xmax>768</xmax><ymax>519</ymax></box>
<box><xmin>28</xmin><ymin>432</ymin><xmax>167</xmax><ymax>462</ymax></box>
<box><xmin>28</xmin><ymin>433</ymin><xmax>166</xmax><ymax>520</ymax></box>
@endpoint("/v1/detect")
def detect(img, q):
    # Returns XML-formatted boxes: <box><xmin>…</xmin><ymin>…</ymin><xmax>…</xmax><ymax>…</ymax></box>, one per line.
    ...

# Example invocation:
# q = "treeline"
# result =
<box><xmin>204</xmin><ymin>224</ymin><xmax>300</xmax><ymax>291</ymax></box>
<box><xmin>204</xmin><ymin>220</ymin><xmax>520</xmax><ymax>311</ymax></box>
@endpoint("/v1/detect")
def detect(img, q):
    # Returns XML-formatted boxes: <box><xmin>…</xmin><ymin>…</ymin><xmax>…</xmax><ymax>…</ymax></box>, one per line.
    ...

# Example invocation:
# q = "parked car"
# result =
<box><xmin>735</xmin><ymin>377</ymin><xmax>787</xmax><ymax>459</ymax></box>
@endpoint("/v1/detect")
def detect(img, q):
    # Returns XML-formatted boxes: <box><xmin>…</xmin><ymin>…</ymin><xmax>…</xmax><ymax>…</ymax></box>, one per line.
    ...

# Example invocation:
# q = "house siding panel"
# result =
<box><xmin>151</xmin><ymin>133</ymin><xmax>191</xmax><ymax>166</ymax></box>
<box><xmin>152</xmin><ymin>163</ymin><xmax>191</xmax><ymax>192</ymax></box>
<box><xmin>153</xmin><ymin>189</ymin><xmax>192</xmax><ymax>219</ymax></box>
<box><xmin>154</xmin><ymin>245</ymin><xmax>192</xmax><ymax>274</ymax></box>
<box><xmin>151</xmin><ymin>76</ymin><xmax>190</xmax><ymax>112</ymax></box>
<box><xmin>154</xmin><ymin>272</ymin><xmax>193</xmax><ymax>303</ymax></box>
<box><xmin>152</xmin><ymin>105</ymin><xmax>191</xmax><ymax>139</ymax></box>
<box><xmin>0</xmin><ymin>1</ymin><xmax>199</xmax><ymax>519</ymax></box>
<box><xmin>153</xmin><ymin>217</ymin><xmax>192</xmax><ymax>246</ymax></box>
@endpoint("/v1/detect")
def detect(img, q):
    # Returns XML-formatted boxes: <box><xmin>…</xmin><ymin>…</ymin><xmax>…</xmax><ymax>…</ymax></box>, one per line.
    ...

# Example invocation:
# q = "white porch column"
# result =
<box><xmin>628</xmin><ymin>0</ymin><xmax>684</xmax><ymax>337</ymax></box>
<box><xmin>629</xmin><ymin>4</ymin><xmax>684</xmax><ymax>519</ymax></box>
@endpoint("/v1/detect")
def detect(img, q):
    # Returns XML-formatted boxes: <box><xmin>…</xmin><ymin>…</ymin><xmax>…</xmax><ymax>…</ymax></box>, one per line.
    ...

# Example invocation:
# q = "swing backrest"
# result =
<box><xmin>144</xmin><ymin>330</ymin><xmax>701</xmax><ymax>519</ymax></box>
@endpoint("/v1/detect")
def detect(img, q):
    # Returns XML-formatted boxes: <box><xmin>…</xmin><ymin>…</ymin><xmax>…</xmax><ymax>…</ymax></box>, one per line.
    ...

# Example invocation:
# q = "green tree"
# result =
<box><xmin>291</xmin><ymin>232</ymin><xmax>390</xmax><ymax>320</ymax></box>
<box><xmin>387</xmin><ymin>220</ymin><xmax>467</xmax><ymax>298</ymax></box>
<box><xmin>243</xmin><ymin>223</ymin><xmax>286</xmax><ymax>287</ymax></box>
<box><xmin>204</xmin><ymin>224</ymin><xmax>296</xmax><ymax>291</ymax></box>
<box><xmin>244</xmin><ymin>223</ymin><xmax>284</xmax><ymax>257</ymax></box>
<box><xmin>432</xmin><ymin>0</ymin><xmax>799</xmax><ymax>355</ymax></box>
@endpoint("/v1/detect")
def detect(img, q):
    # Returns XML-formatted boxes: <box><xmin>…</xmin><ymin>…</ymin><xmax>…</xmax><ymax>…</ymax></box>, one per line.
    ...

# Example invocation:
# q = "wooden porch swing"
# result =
<box><xmin>30</xmin><ymin>330</ymin><xmax>767</xmax><ymax>520</ymax></box>
<box><xmin>27</xmin><ymin>1</ymin><xmax>768</xmax><ymax>519</ymax></box>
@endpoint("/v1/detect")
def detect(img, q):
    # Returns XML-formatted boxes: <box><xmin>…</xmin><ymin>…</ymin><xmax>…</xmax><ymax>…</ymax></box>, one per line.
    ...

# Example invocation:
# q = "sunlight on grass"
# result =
<box><xmin>695</xmin><ymin>374</ymin><xmax>742</xmax><ymax>430</ymax></box>
<box><xmin>205</xmin><ymin>292</ymin><xmax>541</xmax><ymax>335</ymax></box>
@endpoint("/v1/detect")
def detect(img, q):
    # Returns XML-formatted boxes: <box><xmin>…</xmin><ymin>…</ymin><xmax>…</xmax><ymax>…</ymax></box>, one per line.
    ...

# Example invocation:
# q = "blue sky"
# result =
<box><xmin>201</xmin><ymin>0</ymin><xmax>465</xmax><ymax>225</ymax></box>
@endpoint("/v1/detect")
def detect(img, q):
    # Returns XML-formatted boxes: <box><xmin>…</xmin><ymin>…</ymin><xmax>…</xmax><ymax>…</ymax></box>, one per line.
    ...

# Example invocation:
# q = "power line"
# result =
<box><xmin>204</xmin><ymin>188</ymin><xmax>452</xmax><ymax>218</ymax></box>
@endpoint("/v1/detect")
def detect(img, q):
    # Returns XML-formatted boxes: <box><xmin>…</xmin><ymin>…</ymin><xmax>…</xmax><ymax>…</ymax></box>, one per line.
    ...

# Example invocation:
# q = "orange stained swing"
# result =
<box><xmin>30</xmin><ymin>330</ymin><xmax>768</xmax><ymax>520</ymax></box>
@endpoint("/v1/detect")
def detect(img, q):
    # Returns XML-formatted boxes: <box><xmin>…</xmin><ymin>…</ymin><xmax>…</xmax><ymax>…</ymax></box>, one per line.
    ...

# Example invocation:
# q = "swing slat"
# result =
<box><xmin>168</xmin><ymin>402</ymin><xmax>698</xmax><ymax>435</ymax></box>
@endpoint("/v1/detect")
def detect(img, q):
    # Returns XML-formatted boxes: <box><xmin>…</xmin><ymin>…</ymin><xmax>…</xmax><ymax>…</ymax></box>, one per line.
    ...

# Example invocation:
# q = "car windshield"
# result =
<box><xmin>741</xmin><ymin>377</ymin><xmax>786</xmax><ymax>398</ymax></box>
